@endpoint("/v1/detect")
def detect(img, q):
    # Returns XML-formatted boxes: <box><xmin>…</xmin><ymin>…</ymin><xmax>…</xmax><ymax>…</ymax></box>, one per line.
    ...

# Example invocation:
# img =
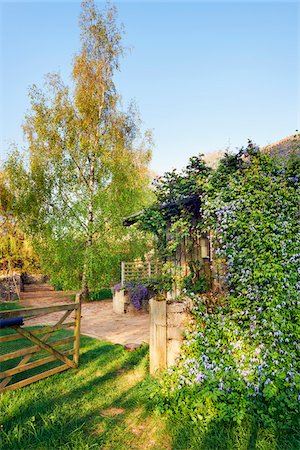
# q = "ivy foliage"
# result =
<box><xmin>156</xmin><ymin>141</ymin><xmax>300</xmax><ymax>427</ymax></box>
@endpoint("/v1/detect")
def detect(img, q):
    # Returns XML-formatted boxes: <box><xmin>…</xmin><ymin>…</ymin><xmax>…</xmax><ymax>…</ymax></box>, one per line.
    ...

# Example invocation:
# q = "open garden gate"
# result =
<box><xmin>0</xmin><ymin>295</ymin><xmax>81</xmax><ymax>393</ymax></box>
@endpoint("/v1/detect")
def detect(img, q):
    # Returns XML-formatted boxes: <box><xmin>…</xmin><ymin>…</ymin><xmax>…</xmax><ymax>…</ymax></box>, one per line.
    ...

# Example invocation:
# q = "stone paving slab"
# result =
<box><xmin>20</xmin><ymin>284</ymin><xmax>149</xmax><ymax>345</ymax></box>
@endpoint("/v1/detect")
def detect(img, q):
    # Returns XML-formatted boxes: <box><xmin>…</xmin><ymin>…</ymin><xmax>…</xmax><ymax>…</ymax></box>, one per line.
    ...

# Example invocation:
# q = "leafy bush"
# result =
<box><xmin>89</xmin><ymin>288</ymin><xmax>113</xmax><ymax>301</ymax></box>
<box><xmin>182</xmin><ymin>261</ymin><xmax>210</xmax><ymax>294</ymax></box>
<box><xmin>53</xmin><ymin>283</ymin><xmax>64</xmax><ymax>291</ymax></box>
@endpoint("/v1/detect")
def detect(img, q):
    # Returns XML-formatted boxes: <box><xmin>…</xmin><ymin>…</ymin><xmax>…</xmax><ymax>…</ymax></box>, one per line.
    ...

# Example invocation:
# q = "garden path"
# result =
<box><xmin>20</xmin><ymin>284</ymin><xmax>149</xmax><ymax>345</ymax></box>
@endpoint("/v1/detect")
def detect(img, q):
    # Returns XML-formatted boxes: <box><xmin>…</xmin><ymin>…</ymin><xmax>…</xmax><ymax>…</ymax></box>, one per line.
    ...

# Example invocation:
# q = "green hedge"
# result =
<box><xmin>89</xmin><ymin>288</ymin><xmax>113</xmax><ymax>301</ymax></box>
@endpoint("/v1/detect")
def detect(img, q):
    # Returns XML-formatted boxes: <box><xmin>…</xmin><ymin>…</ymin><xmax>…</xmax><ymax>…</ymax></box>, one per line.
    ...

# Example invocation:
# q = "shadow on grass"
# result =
<box><xmin>0</xmin><ymin>336</ymin><xmax>153</xmax><ymax>449</ymax></box>
<box><xmin>165</xmin><ymin>410</ymin><xmax>300</xmax><ymax>450</ymax></box>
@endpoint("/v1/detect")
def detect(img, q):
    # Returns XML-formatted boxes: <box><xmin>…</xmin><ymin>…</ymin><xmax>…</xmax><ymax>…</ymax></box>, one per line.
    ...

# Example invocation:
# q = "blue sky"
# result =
<box><xmin>0</xmin><ymin>1</ymin><xmax>299</xmax><ymax>174</ymax></box>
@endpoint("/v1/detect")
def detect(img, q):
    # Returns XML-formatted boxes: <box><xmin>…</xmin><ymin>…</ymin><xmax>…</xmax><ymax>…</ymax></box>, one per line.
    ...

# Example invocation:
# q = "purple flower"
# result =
<box><xmin>195</xmin><ymin>372</ymin><xmax>205</xmax><ymax>383</ymax></box>
<box><xmin>113</xmin><ymin>282</ymin><xmax>123</xmax><ymax>292</ymax></box>
<box><xmin>126</xmin><ymin>281</ymin><xmax>149</xmax><ymax>310</ymax></box>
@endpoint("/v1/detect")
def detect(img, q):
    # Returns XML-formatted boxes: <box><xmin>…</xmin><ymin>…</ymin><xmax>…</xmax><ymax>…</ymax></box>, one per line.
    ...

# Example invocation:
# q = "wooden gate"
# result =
<box><xmin>0</xmin><ymin>295</ymin><xmax>81</xmax><ymax>393</ymax></box>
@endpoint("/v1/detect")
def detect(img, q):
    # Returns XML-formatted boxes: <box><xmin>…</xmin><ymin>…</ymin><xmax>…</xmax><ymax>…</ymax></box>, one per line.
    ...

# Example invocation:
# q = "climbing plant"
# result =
<box><xmin>156</xmin><ymin>142</ymin><xmax>300</xmax><ymax>427</ymax></box>
<box><xmin>138</xmin><ymin>155</ymin><xmax>211</xmax><ymax>291</ymax></box>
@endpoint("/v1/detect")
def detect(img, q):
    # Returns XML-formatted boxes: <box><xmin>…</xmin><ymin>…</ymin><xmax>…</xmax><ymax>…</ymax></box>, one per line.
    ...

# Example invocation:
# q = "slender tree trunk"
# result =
<box><xmin>81</xmin><ymin>153</ymin><xmax>95</xmax><ymax>300</ymax></box>
<box><xmin>81</xmin><ymin>80</ymin><xmax>103</xmax><ymax>300</ymax></box>
<box><xmin>81</xmin><ymin>265</ymin><xmax>89</xmax><ymax>300</ymax></box>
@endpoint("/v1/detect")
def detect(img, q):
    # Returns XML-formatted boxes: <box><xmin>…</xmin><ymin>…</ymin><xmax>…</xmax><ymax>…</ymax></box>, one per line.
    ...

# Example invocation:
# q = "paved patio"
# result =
<box><xmin>20</xmin><ymin>284</ymin><xmax>149</xmax><ymax>345</ymax></box>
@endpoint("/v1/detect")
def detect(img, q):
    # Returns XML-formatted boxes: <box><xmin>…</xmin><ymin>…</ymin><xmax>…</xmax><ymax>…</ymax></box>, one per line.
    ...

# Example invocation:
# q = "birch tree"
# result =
<box><xmin>19</xmin><ymin>1</ymin><xmax>152</xmax><ymax>297</ymax></box>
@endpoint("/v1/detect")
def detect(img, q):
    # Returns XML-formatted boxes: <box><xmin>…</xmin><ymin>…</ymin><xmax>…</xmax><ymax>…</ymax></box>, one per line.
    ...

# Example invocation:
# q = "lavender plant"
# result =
<box><xmin>126</xmin><ymin>281</ymin><xmax>149</xmax><ymax>310</ymax></box>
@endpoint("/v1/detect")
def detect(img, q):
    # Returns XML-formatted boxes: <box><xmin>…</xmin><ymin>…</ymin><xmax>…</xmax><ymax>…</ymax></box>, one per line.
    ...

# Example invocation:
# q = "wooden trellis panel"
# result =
<box><xmin>121</xmin><ymin>261</ymin><xmax>162</xmax><ymax>285</ymax></box>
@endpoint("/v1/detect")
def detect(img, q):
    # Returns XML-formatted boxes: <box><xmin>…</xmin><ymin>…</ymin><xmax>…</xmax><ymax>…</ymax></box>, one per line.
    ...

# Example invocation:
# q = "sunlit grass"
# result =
<box><xmin>0</xmin><ymin>302</ymin><xmax>22</xmax><ymax>312</ymax></box>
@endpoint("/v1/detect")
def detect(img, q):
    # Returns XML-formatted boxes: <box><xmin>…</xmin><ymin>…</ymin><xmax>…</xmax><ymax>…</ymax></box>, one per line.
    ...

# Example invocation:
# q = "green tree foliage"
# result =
<box><xmin>5</xmin><ymin>1</ymin><xmax>153</xmax><ymax>295</ymax></box>
<box><xmin>0</xmin><ymin>166</ymin><xmax>39</xmax><ymax>273</ymax></box>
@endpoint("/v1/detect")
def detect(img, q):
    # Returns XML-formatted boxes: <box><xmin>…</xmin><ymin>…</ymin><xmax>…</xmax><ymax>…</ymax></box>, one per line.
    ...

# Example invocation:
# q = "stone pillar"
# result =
<box><xmin>166</xmin><ymin>300</ymin><xmax>191</xmax><ymax>367</ymax></box>
<box><xmin>113</xmin><ymin>289</ymin><xmax>127</xmax><ymax>314</ymax></box>
<box><xmin>149</xmin><ymin>297</ymin><xmax>192</xmax><ymax>375</ymax></box>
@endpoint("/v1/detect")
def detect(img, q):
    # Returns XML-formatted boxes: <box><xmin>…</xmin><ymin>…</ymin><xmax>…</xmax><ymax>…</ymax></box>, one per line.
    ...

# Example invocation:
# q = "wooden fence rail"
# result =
<box><xmin>0</xmin><ymin>294</ymin><xmax>81</xmax><ymax>393</ymax></box>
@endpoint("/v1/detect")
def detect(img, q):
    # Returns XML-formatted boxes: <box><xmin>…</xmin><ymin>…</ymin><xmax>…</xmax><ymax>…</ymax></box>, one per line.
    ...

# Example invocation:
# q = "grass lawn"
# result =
<box><xmin>0</xmin><ymin>305</ymin><xmax>299</xmax><ymax>449</ymax></box>
<box><xmin>1</xmin><ymin>329</ymin><xmax>171</xmax><ymax>450</ymax></box>
<box><xmin>0</xmin><ymin>301</ymin><xmax>23</xmax><ymax>311</ymax></box>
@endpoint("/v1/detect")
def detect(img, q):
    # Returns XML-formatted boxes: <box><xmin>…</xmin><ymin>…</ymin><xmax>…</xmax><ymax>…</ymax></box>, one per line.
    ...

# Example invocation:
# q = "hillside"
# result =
<box><xmin>263</xmin><ymin>133</ymin><xmax>300</xmax><ymax>159</ymax></box>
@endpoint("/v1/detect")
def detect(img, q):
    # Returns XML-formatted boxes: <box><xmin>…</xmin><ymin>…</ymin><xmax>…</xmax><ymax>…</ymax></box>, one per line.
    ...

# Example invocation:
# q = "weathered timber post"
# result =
<box><xmin>74</xmin><ymin>293</ymin><xmax>82</xmax><ymax>368</ymax></box>
<box><xmin>149</xmin><ymin>298</ymin><xmax>167</xmax><ymax>374</ymax></box>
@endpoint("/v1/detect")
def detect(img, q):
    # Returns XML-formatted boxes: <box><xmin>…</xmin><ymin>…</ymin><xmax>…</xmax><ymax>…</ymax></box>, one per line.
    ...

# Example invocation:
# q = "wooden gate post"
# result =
<box><xmin>121</xmin><ymin>262</ymin><xmax>125</xmax><ymax>287</ymax></box>
<box><xmin>149</xmin><ymin>298</ymin><xmax>167</xmax><ymax>375</ymax></box>
<box><xmin>74</xmin><ymin>293</ymin><xmax>82</xmax><ymax>368</ymax></box>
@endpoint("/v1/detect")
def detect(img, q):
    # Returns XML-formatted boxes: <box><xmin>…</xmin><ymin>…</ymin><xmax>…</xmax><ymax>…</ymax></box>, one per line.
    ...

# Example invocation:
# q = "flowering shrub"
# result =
<box><xmin>126</xmin><ymin>281</ymin><xmax>149</xmax><ymax>310</ymax></box>
<box><xmin>125</xmin><ymin>279</ymin><xmax>160</xmax><ymax>309</ymax></box>
<box><xmin>158</xmin><ymin>143</ymin><xmax>300</xmax><ymax>427</ymax></box>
